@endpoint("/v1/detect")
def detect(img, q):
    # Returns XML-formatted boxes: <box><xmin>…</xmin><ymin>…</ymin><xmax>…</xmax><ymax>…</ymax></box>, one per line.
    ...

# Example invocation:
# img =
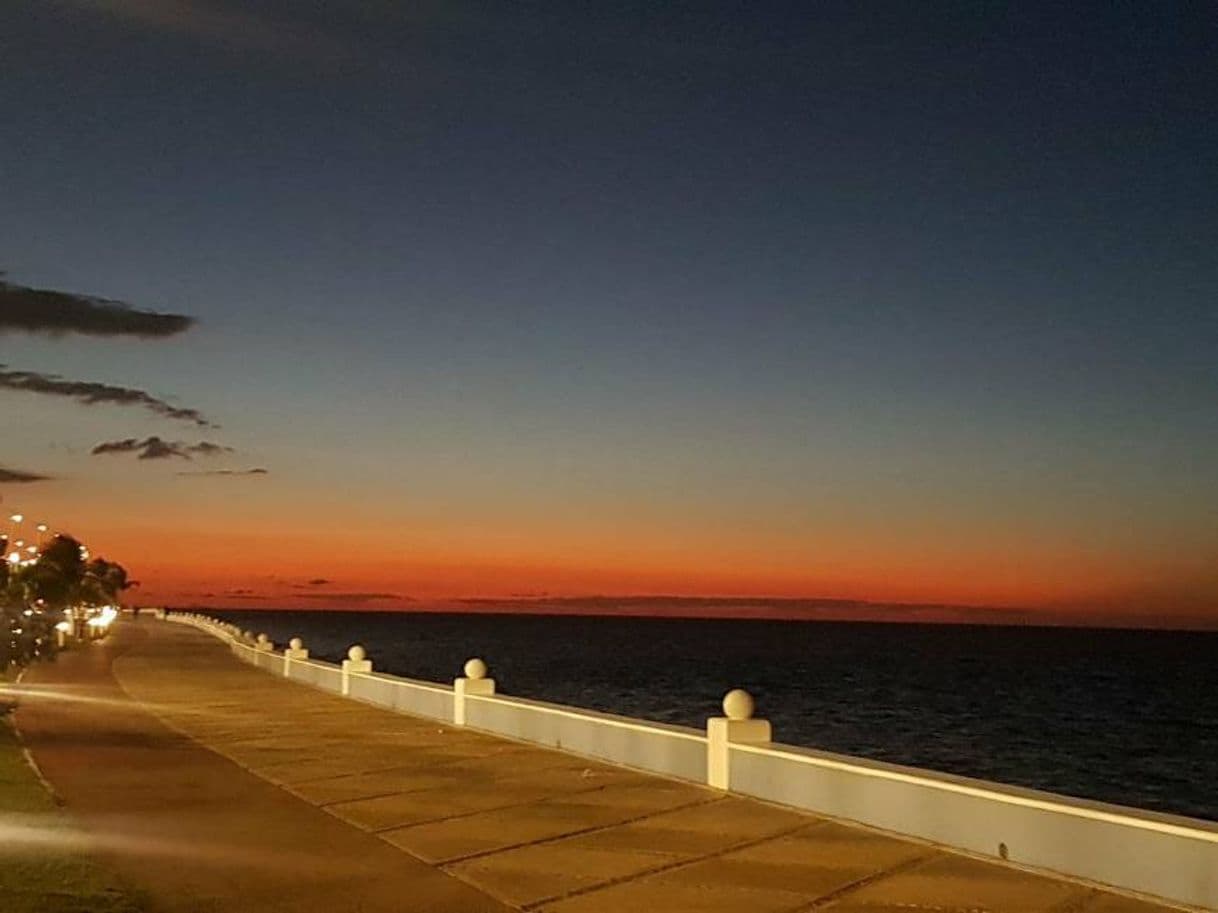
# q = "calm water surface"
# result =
<box><xmin>209</xmin><ymin>610</ymin><xmax>1218</xmax><ymax>822</ymax></box>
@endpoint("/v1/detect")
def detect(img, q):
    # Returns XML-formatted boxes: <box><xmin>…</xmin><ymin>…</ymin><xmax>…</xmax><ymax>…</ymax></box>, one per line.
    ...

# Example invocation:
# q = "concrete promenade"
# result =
<box><xmin>16</xmin><ymin>619</ymin><xmax>1178</xmax><ymax>912</ymax></box>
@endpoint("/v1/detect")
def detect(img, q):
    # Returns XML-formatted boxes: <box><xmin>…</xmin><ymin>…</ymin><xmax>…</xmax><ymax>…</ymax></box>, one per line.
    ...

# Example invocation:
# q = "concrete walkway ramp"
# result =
<box><xmin>18</xmin><ymin>621</ymin><xmax>1177</xmax><ymax>912</ymax></box>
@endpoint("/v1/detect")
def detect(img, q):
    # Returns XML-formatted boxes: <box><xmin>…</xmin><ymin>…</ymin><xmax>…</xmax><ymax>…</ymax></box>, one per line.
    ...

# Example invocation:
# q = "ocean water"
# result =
<box><xmin>208</xmin><ymin>610</ymin><xmax>1218</xmax><ymax>822</ymax></box>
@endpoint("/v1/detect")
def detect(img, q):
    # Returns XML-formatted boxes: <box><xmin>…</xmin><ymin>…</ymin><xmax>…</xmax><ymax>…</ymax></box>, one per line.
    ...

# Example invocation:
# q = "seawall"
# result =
<box><xmin>164</xmin><ymin>610</ymin><xmax>1218</xmax><ymax>910</ymax></box>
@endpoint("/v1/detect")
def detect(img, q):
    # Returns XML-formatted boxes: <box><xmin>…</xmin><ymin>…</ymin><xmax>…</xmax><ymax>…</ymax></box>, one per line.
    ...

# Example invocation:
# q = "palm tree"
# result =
<box><xmin>2</xmin><ymin>533</ymin><xmax>131</xmax><ymax>668</ymax></box>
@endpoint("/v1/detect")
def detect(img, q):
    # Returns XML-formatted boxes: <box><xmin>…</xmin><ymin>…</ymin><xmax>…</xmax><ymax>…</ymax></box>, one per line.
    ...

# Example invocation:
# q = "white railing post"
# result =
<box><xmin>341</xmin><ymin>644</ymin><xmax>372</xmax><ymax>695</ymax></box>
<box><xmin>707</xmin><ymin>689</ymin><xmax>771</xmax><ymax>790</ymax></box>
<box><xmin>255</xmin><ymin>633</ymin><xmax>274</xmax><ymax>652</ymax></box>
<box><xmin>453</xmin><ymin>658</ymin><xmax>495</xmax><ymax>726</ymax></box>
<box><xmin>283</xmin><ymin>636</ymin><xmax>308</xmax><ymax>676</ymax></box>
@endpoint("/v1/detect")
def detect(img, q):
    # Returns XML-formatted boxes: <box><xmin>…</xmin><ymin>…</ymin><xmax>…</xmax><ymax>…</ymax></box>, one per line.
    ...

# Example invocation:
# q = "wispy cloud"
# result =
<box><xmin>0</xmin><ymin>275</ymin><xmax>194</xmax><ymax>338</ymax></box>
<box><xmin>176</xmin><ymin>468</ymin><xmax>268</xmax><ymax>476</ymax></box>
<box><xmin>0</xmin><ymin>466</ymin><xmax>52</xmax><ymax>483</ymax></box>
<box><xmin>291</xmin><ymin>578</ymin><xmax>333</xmax><ymax>588</ymax></box>
<box><xmin>187</xmin><ymin>441</ymin><xmax>230</xmax><ymax>456</ymax></box>
<box><xmin>297</xmin><ymin>592</ymin><xmax>407</xmax><ymax>603</ymax></box>
<box><xmin>0</xmin><ymin>365</ymin><xmax>213</xmax><ymax>427</ymax></box>
<box><xmin>92</xmin><ymin>437</ymin><xmax>233</xmax><ymax>460</ymax></box>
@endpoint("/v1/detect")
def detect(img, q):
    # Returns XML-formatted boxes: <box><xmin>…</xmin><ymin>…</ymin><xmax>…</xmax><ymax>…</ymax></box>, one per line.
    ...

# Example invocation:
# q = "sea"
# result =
<box><xmin>207</xmin><ymin>610</ymin><xmax>1218</xmax><ymax>822</ymax></box>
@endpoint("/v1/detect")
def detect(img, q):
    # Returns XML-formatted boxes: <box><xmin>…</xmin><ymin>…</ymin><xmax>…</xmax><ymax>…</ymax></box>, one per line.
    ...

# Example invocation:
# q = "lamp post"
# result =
<box><xmin>6</xmin><ymin>514</ymin><xmax>22</xmax><ymax>565</ymax></box>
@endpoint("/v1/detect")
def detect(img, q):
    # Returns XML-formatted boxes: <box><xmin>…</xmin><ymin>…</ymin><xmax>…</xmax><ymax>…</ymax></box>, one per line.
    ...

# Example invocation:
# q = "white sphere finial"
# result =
<box><xmin>347</xmin><ymin>644</ymin><xmax>366</xmax><ymax>662</ymax></box>
<box><xmin>243</xmin><ymin>630</ymin><xmax>253</xmax><ymax>641</ymax></box>
<box><xmin>722</xmin><ymin>689</ymin><xmax>755</xmax><ymax>721</ymax></box>
<box><xmin>256</xmin><ymin>633</ymin><xmax>268</xmax><ymax>644</ymax></box>
<box><xmin>464</xmin><ymin>658</ymin><xmax>488</xmax><ymax>680</ymax></box>
<box><xmin>289</xmin><ymin>637</ymin><xmax>303</xmax><ymax>650</ymax></box>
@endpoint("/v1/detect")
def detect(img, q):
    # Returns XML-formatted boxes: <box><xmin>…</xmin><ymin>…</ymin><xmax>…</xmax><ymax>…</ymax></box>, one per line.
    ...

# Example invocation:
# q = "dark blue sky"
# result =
<box><xmin>2</xmin><ymin>1</ymin><xmax>1216</xmax><ymax>616</ymax></box>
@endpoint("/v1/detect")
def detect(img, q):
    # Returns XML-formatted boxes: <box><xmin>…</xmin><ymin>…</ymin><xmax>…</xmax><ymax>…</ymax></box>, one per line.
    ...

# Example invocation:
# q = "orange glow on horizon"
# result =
<box><xmin>6</xmin><ymin>483</ymin><xmax>1216</xmax><ymax>629</ymax></box>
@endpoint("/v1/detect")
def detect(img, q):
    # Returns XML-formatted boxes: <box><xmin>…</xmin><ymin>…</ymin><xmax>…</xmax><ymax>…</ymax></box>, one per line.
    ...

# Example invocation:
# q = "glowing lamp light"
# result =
<box><xmin>87</xmin><ymin>606</ymin><xmax>119</xmax><ymax>630</ymax></box>
<box><xmin>9</xmin><ymin>513</ymin><xmax>22</xmax><ymax>523</ymax></box>
<box><xmin>7</xmin><ymin>552</ymin><xmax>20</xmax><ymax>565</ymax></box>
<box><xmin>55</xmin><ymin>621</ymin><xmax>72</xmax><ymax>633</ymax></box>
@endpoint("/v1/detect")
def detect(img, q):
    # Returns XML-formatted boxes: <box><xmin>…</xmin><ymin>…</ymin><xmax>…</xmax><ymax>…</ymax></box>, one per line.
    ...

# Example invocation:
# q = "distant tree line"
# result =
<box><xmin>1</xmin><ymin>533</ymin><xmax>131</xmax><ymax>669</ymax></box>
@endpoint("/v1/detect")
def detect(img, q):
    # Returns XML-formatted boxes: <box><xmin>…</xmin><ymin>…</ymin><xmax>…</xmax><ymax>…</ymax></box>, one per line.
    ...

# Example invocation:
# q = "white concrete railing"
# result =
<box><xmin>163</xmin><ymin>611</ymin><xmax>1218</xmax><ymax>911</ymax></box>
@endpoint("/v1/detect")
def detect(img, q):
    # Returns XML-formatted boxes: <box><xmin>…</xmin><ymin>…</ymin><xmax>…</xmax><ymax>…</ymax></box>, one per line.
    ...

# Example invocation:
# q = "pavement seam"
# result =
<box><xmin>5</xmin><ymin>667</ymin><xmax>64</xmax><ymax>804</ymax></box>
<box><xmin>246</xmin><ymin>745</ymin><xmax>562</xmax><ymax>784</ymax></box>
<box><xmin>310</xmin><ymin>765</ymin><xmax>631</xmax><ymax>808</ymax></box>
<box><xmin>435</xmin><ymin>793</ymin><xmax>729</xmax><ymax>864</ymax></box>
<box><xmin>515</xmin><ymin>819</ymin><xmax>830</xmax><ymax>910</ymax></box>
<box><xmin>278</xmin><ymin>761</ymin><xmax>471</xmax><ymax>785</ymax></box>
<box><xmin>787</xmin><ymin>849</ymin><xmax>942</xmax><ymax>911</ymax></box>
<box><xmin>359</xmin><ymin>780</ymin><xmax>656</xmax><ymax>834</ymax></box>
<box><xmin>1045</xmin><ymin>888</ymin><xmax>1102</xmax><ymax>913</ymax></box>
<box><xmin>251</xmin><ymin>757</ymin><xmax>471</xmax><ymax>784</ymax></box>
<box><xmin>314</xmin><ymin>785</ymin><xmax>452</xmax><ymax>807</ymax></box>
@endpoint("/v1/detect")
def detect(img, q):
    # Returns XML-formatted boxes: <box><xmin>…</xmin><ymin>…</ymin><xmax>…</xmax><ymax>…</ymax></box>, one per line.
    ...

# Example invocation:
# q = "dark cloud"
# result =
<box><xmin>92</xmin><ymin>436</ymin><xmax>184</xmax><ymax>460</ymax></box>
<box><xmin>0</xmin><ymin>275</ymin><xmax>194</xmax><ymax>338</ymax></box>
<box><xmin>0</xmin><ymin>365</ymin><xmax>213</xmax><ymax>426</ymax></box>
<box><xmin>176</xmin><ymin>468</ymin><xmax>268</xmax><ymax>476</ymax></box>
<box><xmin>454</xmin><ymin>595</ymin><xmax>1046</xmax><ymax>625</ymax></box>
<box><xmin>0</xmin><ymin>466</ymin><xmax>52</xmax><ymax>483</ymax></box>
<box><xmin>291</xmin><ymin>578</ymin><xmax>333</xmax><ymax>588</ymax></box>
<box><xmin>297</xmin><ymin>592</ymin><xmax>406</xmax><ymax>602</ymax></box>
<box><xmin>187</xmin><ymin>441</ymin><xmax>231</xmax><ymax>456</ymax></box>
<box><xmin>224</xmin><ymin>588</ymin><xmax>267</xmax><ymax>600</ymax></box>
<box><xmin>92</xmin><ymin>437</ymin><xmax>233</xmax><ymax>460</ymax></box>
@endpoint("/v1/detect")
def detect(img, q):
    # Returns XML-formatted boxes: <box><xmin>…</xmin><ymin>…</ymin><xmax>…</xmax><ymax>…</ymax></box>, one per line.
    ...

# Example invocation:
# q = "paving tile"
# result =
<box><xmin>288</xmin><ymin>769</ymin><xmax>463</xmax><ymax>805</ymax></box>
<box><xmin>385</xmin><ymin>797</ymin><xmax>651</xmax><ymax>862</ymax></box>
<box><xmin>828</xmin><ymin>853</ymin><xmax>1088</xmax><ymax>912</ymax></box>
<box><xmin>254</xmin><ymin>755</ymin><xmax>419</xmax><ymax>785</ymax></box>
<box><xmin>556</xmin><ymin>778</ymin><xmax>713</xmax><ymax>812</ymax></box>
<box><xmin>329</xmin><ymin>784</ymin><xmax>556</xmax><ymax>831</ymax></box>
<box><xmin>446</xmin><ymin>842</ymin><xmax>681</xmax><ymax>906</ymax></box>
<box><xmin>536</xmin><ymin>878</ymin><xmax>808</xmax><ymax>913</ymax></box>
<box><xmin>561</xmin><ymin>797</ymin><xmax>805</xmax><ymax>857</ymax></box>
<box><xmin>1086</xmin><ymin>893</ymin><xmax>1181</xmax><ymax>912</ymax></box>
<box><xmin>724</xmin><ymin>821</ymin><xmax>928</xmax><ymax>871</ymax></box>
<box><xmin>658</xmin><ymin>823</ymin><xmax>930</xmax><ymax>900</ymax></box>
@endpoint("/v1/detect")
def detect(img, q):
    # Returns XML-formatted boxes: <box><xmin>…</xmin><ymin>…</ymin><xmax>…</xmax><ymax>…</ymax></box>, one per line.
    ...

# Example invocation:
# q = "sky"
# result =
<box><xmin>1</xmin><ymin>1</ymin><xmax>1216</xmax><ymax>625</ymax></box>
